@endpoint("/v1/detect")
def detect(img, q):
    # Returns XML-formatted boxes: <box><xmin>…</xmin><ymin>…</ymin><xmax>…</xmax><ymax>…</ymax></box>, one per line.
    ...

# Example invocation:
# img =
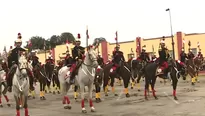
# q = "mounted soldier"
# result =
<box><xmin>197</xmin><ymin>49</ymin><xmax>203</xmax><ymax>61</ymax></box>
<box><xmin>180</xmin><ymin>48</ymin><xmax>188</xmax><ymax>63</ymax></box>
<box><xmin>188</xmin><ymin>49</ymin><xmax>195</xmax><ymax>60</ymax></box>
<box><xmin>97</xmin><ymin>54</ymin><xmax>104</xmax><ymax>67</ymax></box>
<box><xmin>156</xmin><ymin>39</ymin><xmax>170</xmax><ymax>77</ymax></box>
<box><xmin>69</xmin><ymin>33</ymin><xmax>85</xmax><ymax>84</ymax></box>
<box><xmin>137</xmin><ymin>45</ymin><xmax>150</xmax><ymax>72</ymax></box>
<box><xmin>7</xmin><ymin>33</ymin><xmax>34</xmax><ymax>92</ymax></box>
<box><xmin>30</xmin><ymin>50</ymin><xmax>40</xmax><ymax>68</ymax></box>
<box><xmin>111</xmin><ymin>44</ymin><xmax>125</xmax><ymax>74</ymax></box>
<box><xmin>46</xmin><ymin>54</ymin><xmax>55</xmax><ymax>64</ymax></box>
<box><xmin>64</xmin><ymin>50</ymin><xmax>73</xmax><ymax>67</ymax></box>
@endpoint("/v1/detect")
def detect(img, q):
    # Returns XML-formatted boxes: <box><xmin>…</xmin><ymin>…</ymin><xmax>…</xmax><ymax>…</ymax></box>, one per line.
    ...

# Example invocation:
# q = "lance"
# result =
<box><xmin>115</xmin><ymin>31</ymin><xmax>118</xmax><ymax>47</ymax></box>
<box><xmin>188</xmin><ymin>40</ymin><xmax>191</xmax><ymax>51</ymax></box>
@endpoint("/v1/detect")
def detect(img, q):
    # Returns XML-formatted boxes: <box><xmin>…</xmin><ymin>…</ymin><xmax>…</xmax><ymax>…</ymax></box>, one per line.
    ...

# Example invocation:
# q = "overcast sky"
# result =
<box><xmin>0</xmin><ymin>0</ymin><xmax>204</xmax><ymax>51</ymax></box>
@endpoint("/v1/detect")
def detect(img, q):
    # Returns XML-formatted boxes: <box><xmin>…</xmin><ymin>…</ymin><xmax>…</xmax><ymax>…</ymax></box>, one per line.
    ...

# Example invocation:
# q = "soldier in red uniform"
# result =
<box><xmin>111</xmin><ymin>45</ymin><xmax>125</xmax><ymax>74</ymax></box>
<box><xmin>69</xmin><ymin>34</ymin><xmax>85</xmax><ymax>84</ymax></box>
<box><xmin>156</xmin><ymin>39</ymin><xmax>170</xmax><ymax>77</ymax></box>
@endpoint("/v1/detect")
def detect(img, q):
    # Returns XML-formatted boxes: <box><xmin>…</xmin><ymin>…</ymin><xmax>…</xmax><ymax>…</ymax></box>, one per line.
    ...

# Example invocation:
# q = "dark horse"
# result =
<box><xmin>144</xmin><ymin>58</ymin><xmax>179</xmax><ymax>100</ymax></box>
<box><xmin>103</xmin><ymin>61</ymin><xmax>131</xmax><ymax>97</ymax></box>
<box><xmin>127</xmin><ymin>59</ymin><xmax>144</xmax><ymax>90</ymax></box>
<box><xmin>194</xmin><ymin>57</ymin><xmax>203</xmax><ymax>82</ymax></box>
<box><xmin>33</xmin><ymin>64</ymin><xmax>47</xmax><ymax>100</ymax></box>
<box><xmin>94</xmin><ymin>65</ymin><xmax>104</xmax><ymax>103</ymax></box>
<box><xmin>45</xmin><ymin>61</ymin><xmax>54</xmax><ymax>93</ymax></box>
<box><xmin>52</xmin><ymin>66</ymin><xmax>61</xmax><ymax>94</ymax></box>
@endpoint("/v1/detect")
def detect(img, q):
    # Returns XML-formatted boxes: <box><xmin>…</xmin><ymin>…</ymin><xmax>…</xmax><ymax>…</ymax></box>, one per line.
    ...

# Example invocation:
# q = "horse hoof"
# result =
<box><xmin>126</xmin><ymin>93</ymin><xmax>130</xmax><ymax>98</ymax></box>
<box><xmin>114</xmin><ymin>94</ymin><xmax>118</xmax><ymax>96</ymax></box>
<box><xmin>174</xmin><ymin>96</ymin><xmax>178</xmax><ymax>100</ymax></box>
<box><xmin>45</xmin><ymin>90</ymin><xmax>47</xmax><ymax>93</ymax></box>
<box><xmin>95</xmin><ymin>99</ymin><xmax>99</xmax><ymax>103</ymax></box>
<box><xmin>131</xmin><ymin>87</ymin><xmax>133</xmax><ymax>89</ymax></box>
<box><xmin>138</xmin><ymin>89</ymin><xmax>141</xmax><ymax>92</ymax></box>
<box><xmin>98</xmin><ymin>98</ymin><xmax>102</xmax><ymax>102</ymax></box>
<box><xmin>82</xmin><ymin>109</ymin><xmax>87</xmax><ymax>113</ymax></box>
<box><xmin>64</xmin><ymin>105</ymin><xmax>72</xmax><ymax>109</ymax></box>
<box><xmin>57</xmin><ymin>91</ymin><xmax>60</xmax><ymax>94</ymax></box>
<box><xmin>154</xmin><ymin>96</ymin><xmax>158</xmax><ymax>100</ymax></box>
<box><xmin>33</xmin><ymin>96</ymin><xmax>35</xmax><ymax>99</ymax></box>
<box><xmin>105</xmin><ymin>94</ymin><xmax>108</xmax><ymax>96</ymax></box>
<box><xmin>43</xmin><ymin>97</ymin><xmax>46</xmax><ymax>100</ymax></box>
<box><xmin>0</xmin><ymin>104</ymin><xmax>3</xmax><ymax>107</ymax></box>
<box><xmin>7</xmin><ymin>104</ymin><xmax>11</xmax><ymax>107</ymax></box>
<box><xmin>191</xmin><ymin>82</ymin><xmax>195</xmax><ymax>86</ymax></box>
<box><xmin>91</xmin><ymin>107</ymin><xmax>95</xmax><ymax>112</ymax></box>
<box><xmin>49</xmin><ymin>91</ymin><xmax>52</xmax><ymax>93</ymax></box>
<box><xmin>53</xmin><ymin>91</ymin><xmax>56</xmax><ymax>94</ymax></box>
<box><xmin>145</xmin><ymin>97</ymin><xmax>148</xmax><ymax>100</ymax></box>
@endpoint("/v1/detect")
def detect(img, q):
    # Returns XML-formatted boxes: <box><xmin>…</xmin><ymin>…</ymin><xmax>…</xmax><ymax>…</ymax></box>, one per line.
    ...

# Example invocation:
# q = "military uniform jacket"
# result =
<box><xmin>139</xmin><ymin>52</ymin><xmax>150</xmax><ymax>62</ymax></box>
<box><xmin>32</xmin><ymin>56</ymin><xmax>39</xmax><ymax>67</ymax></box>
<box><xmin>64</xmin><ymin>55</ymin><xmax>73</xmax><ymax>65</ymax></box>
<box><xmin>112</xmin><ymin>51</ymin><xmax>125</xmax><ymax>63</ymax></box>
<box><xmin>8</xmin><ymin>47</ymin><xmax>26</xmax><ymax>68</ymax></box>
<box><xmin>46</xmin><ymin>58</ymin><xmax>54</xmax><ymax>64</ymax></box>
<box><xmin>180</xmin><ymin>52</ymin><xmax>188</xmax><ymax>62</ymax></box>
<box><xmin>158</xmin><ymin>48</ymin><xmax>169</xmax><ymax>62</ymax></box>
<box><xmin>72</xmin><ymin>46</ymin><xmax>85</xmax><ymax>61</ymax></box>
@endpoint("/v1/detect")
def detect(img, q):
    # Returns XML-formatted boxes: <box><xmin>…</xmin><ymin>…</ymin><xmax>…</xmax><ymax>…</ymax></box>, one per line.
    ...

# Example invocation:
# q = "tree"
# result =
<box><xmin>93</xmin><ymin>37</ymin><xmax>106</xmax><ymax>46</ymax></box>
<box><xmin>49</xmin><ymin>35</ymin><xmax>61</xmax><ymax>48</ymax></box>
<box><xmin>60</xmin><ymin>32</ymin><xmax>75</xmax><ymax>44</ymax></box>
<box><xmin>29</xmin><ymin>36</ymin><xmax>46</xmax><ymax>50</ymax></box>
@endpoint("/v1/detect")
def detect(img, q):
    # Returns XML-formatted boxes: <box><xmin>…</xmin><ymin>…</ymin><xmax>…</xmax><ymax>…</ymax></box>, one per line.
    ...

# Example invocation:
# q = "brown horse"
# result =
<box><xmin>103</xmin><ymin>61</ymin><xmax>131</xmax><ymax>98</ymax></box>
<box><xmin>33</xmin><ymin>64</ymin><xmax>47</xmax><ymax>100</ymax></box>
<box><xmin>194</xmin><ymin>57</ymin><xmax>203</xmax><ymax>81</ymax></box>
<box><xmin>45</xmin><ymin>61</ymin><xmax>55</xmax><ymax>93</ymax></box>
<box><xmin>186</xmin><ymin>59</ymin><xmax>197</xmax><ymax>85</ymax></box>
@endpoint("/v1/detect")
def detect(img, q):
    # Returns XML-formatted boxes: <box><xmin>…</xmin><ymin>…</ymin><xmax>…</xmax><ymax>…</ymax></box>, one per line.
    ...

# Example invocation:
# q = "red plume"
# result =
<box><xmin>77</xmin><ymin>33</ymin><xmax>81</xmax><ymax>39</ymax></box>
<box><xmin>18</xmin><ymin>33</ymin><xmax>22</xmax><ymax>39</ymax></box>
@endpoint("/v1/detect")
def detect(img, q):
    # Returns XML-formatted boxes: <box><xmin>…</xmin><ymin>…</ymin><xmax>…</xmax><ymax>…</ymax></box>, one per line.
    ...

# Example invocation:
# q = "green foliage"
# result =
<box><xmin>28</xmin><ymin>32</ymin><xmax>75</xmax><ymax>50</ymax></box>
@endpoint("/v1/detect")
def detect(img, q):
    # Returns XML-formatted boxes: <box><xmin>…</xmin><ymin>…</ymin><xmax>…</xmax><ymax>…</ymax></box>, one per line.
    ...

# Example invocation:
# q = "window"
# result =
<box><xmin>191</xmin><ymin>48</ymin><xmax>197</xmax><ymax>56</ymax></box>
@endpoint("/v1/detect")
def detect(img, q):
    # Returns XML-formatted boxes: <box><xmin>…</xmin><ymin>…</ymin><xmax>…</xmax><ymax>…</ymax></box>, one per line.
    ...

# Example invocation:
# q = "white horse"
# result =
<box><xmin>0</xmin><ymin>67</ymin><xmax>11</xmax><ymax>107</ymax></box>
<box><xmin>58</xmin><ymin>46</ymin><xmax>98</xmax><ymax>113</ymax></box>
<box><xmin>12</xmin><ymin>55</ymin><xmax>30</xmax><ymax>116</ymax></box>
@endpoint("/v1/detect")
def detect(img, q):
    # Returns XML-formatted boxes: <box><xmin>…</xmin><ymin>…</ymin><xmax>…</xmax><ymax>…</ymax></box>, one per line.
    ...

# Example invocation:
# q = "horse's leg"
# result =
<box><xmin>23</xmin><ymin>94</ymin><xmax>29</xmax><ymax>116</ymax></box>
<box><xmin>144</xmin><ymin>77</ymin><xmax>149</xmax><ymax>100</ymax></box>
<box><xmin>2</xmin><ymin>82</ymin><xmax>10</xmax><ymax>107</ymax></box>
<box><xmin>74</xmin><ymin>85</ymin><xmax>78</xmax><ymax>101</ymax></box>
<box><xmin>57</xmin><ymin>77</ymin><xmax>61</xmax><ymax>94</ymax></box>
<box><xmin>122</xmin><ymin>75</ymin><xmax>130</xmax><ymax>98</ymax></box>
<box><xmin>63</xmin><ymin>83</ymin><xmax>71</xmax><ymax>109</ymax></box>
<box><xmin>110</xmin><ymin>76</ymin><xmax>117</xmax><ymax>96</ymax></box>
<box><xmin>40</xmin><ymin>81</ymin><xmax>43</xmax><ymax>100</ymax></box>
<box><xmin>42</xmin><ymin>81</ymin><xmax>46</xmax><ymax>100</ymax></box>
<box><xmin>0</xmin><ymin>83</ymin><xmax>2</xmax><ymax>107</ymax></box>
<box><xmin>14</xmin><ymin>95</ymin><xmax>20</xmax><ymax>116</ymax></box>
<box><xmin>103</xmin><ymin>73</ymin><xmax>109</xmax><ymax>96</ymax></box>
<box><xmin>191</xmin><ymin>74</ymin><xmax>196</xmax><ymax>85</ymax></box>
<box><xmin>88</xmin><ymin>84</ymin><xmax>95</xmax><ymax>112</ymax></box>
<box><xmin>171</xmin><ymin>75</ymin><xmax>178</xmax><ymax>100</ymax></box>
<box><xmin>150</xmin><ymin>77</ymin><xmax>158</xmax><ymax>99</ymax></box>
<box><xmin>52</xmin><ymin>76</ymin><xmax>56</xmax><ymax>94</ymax></box>
<box><xmin>80</xmin><ymin>84</ymin><xmax>87</xmax><ymax>113</ymax></box>
<box><xmin>118</xmin><ymin>77</ymin><xmax>122</xmax><ymax>86</ymax></box>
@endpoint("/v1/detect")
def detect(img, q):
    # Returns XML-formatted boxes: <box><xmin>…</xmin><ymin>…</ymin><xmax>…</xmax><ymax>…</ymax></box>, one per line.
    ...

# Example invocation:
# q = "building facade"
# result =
<box><xmin>37</xmin><ymin>31</ymin><xmax>205</xmax><ymax>64</ymax></box>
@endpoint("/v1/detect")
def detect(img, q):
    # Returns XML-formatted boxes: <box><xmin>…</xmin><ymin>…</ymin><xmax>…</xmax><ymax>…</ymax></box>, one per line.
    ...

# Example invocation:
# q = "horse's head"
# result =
<box><xmin>85</xmin><ymin>47</ymin><xmax>98</xmax><ymax>68</ymax></box>
<box><xmin>18</xmin><ymin>55</ymin><xmax>28</xmax><ymax>76</ymax></box>
<box><xmin>94</xmin><ymin>65</ymin><xmax>103</xmax><ymax>85</ymax></box>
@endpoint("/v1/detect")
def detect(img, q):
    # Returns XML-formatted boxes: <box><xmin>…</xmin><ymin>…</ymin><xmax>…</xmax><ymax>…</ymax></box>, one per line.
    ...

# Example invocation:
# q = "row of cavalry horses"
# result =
<box><xmin>0</xmin><ymin>48</ymin><xmax>204</xmax><ymax>115</ymax></box>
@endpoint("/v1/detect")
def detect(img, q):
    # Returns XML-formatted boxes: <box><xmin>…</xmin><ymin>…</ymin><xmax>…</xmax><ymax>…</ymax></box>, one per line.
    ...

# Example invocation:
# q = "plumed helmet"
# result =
<box><xmin>75</xmin><ymin>33</ymin><xmax>81</xmax><ymax>42</ymax></box>
<box><xmin>142</xmin><ymin>46</ymin><xmax>146</xmax><ymax>50</ymax></box>
<box><xmin>15</xmin><ymin>33</ymin><xmax>22</xmax><ymax>43</ymax></box>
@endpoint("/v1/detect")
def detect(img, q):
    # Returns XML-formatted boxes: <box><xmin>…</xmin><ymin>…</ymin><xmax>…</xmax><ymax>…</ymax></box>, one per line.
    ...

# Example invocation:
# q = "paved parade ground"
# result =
<box><xmin>1</xmin><ymin>75</ymin><xmax>205</xmax><ymax>116</ymax></box>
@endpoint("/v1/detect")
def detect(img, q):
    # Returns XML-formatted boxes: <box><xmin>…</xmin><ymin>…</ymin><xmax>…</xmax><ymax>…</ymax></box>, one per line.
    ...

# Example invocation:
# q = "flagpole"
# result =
<box><xmin>86</xmin><ymin>25</ymin><xmax>88</xmax><ymax>48</ymax></box>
